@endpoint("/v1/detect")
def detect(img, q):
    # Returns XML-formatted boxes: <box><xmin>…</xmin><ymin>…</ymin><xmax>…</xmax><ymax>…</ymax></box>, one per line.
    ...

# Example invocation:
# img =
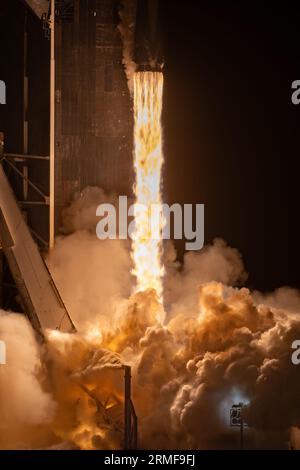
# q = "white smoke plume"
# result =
<box><xmin>164</xmin><ymin>237</ymin><xmax>248</xmax><ymax>322</ymax></box>
<box><xmin>0</xmin><ymin>311</ymin><xmax>55</xmax><ymax>449</ymax></box>
<box><xmin>0</xmin><ymin>187</ymin><xmax>300</xmax><ymax>449</ymax></box>
<box><xmin>253</xmin><ymin>287</ymin><xmax>300</xmax><ymax>317</ymax></box>
<box><xmin>48</xmin><ymin>187</ymin><xmax>134</xmax><ymax>332</ymax></box>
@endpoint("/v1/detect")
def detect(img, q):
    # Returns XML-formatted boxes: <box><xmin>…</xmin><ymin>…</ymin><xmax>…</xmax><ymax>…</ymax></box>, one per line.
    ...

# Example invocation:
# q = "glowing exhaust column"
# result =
<box><xmin>131</xmin><ymin>71</ymin><xmax>164</xmax><ymax>301</ymax></box>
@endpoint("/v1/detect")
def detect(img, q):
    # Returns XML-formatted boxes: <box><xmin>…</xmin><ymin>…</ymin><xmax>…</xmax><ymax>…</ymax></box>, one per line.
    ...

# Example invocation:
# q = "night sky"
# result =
<box><xmin>1</xmin><ymin>0</ymin><xmax>300</xmax><ymax>292</ymax></box>
<box><xmin>161</xmin><ymin>1</ymin><xmax>300</xmax><ymax>291</ymax></box>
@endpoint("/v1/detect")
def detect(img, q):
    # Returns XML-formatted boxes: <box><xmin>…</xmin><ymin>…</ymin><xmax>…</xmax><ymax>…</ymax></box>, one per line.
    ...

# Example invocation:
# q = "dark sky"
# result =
<box><xmin>161</xmin><ymin>1</ymin><xmax>300</xmax><ymax>291</ymax></box>
<box><xmin>1</xmin><ymin>1</ymin><xmax>300</xmax><ymax>292</ymax></box>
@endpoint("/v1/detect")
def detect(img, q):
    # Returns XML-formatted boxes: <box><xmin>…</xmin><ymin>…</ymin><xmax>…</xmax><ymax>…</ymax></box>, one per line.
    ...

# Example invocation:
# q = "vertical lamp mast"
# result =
<box><xmin>49</xmin><ymin>0</ymin><xmax>55</xmax><ymax>249</ymax></box>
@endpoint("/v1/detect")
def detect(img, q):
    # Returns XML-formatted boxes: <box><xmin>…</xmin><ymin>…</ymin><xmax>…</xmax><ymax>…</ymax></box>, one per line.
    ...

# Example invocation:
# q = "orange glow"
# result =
<box><xmin>131</xmin><ymin>71</ymin><xmax>164</xmax><ymax>303</ymax></box>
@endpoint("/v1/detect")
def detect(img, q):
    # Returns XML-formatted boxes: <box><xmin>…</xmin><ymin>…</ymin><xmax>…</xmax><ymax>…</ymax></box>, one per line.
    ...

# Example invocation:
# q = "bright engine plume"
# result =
<box><xmin>131</xmin><ymin>71</ymin><xmax>164</xmax><ymax>301</ymax></box>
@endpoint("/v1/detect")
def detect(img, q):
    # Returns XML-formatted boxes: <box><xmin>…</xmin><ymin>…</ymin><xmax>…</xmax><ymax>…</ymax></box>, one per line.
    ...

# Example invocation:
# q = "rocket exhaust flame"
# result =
<box><xmin>131</xmin><ymin>71</ymin><xmax>165</xmax><ymax>302</ymax></box>
<box><xmin>1</xmin><ymin>59</ymin><xmax>300</xmax><ymax>453</ymax></box>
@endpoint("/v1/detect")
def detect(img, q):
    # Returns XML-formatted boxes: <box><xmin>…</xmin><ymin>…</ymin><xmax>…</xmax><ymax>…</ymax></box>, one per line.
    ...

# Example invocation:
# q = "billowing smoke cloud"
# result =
<box><xmin>117</xmin><ymin>0</ymin><xmax>137</xmax><ymax>94</ymax></box>
<box><xmin>0</xmin><ymin>187</ymin><xmax>300</xmax><ymax>449</ymax></box>
<box><xmin>48</xmin><ymin>187</ymin><xmax>134</xmax><ymax>332</ymax></box>
<box><xmin>166</xmin><ymin>284</ymin><xmax>300</xmax><ymax>449</ymax></box>
<box><xmin>253</xmin><ymin>287</ymin><xmax>300</xmax><ymax>317</ymax></box>
<box><xmin>61</xmin><ymin>187</ymin><xmax>121</xmax><ymax>234</ymax></box>
<box><xmin>164</xmin><ymin>237</ymin><xmax>248</xmax><ymax>322</ymax></box>
<box><xmin>0</xmin><ymin>311</ymin><xmax>55</xmax><ymax>449</ymax></box>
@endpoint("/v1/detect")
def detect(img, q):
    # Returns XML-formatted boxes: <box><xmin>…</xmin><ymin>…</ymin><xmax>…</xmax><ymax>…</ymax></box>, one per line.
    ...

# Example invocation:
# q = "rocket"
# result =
<box><xmin>134</xmin><ymin>0</ymin><xmax>164</xmax><ymax>71</ymax></box>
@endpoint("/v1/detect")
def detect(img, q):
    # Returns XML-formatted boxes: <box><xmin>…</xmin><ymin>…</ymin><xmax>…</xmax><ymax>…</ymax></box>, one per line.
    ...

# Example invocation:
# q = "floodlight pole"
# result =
<box><xmin>240</xmin><ymin>413</ymin><xmax>244</xmax><ymax>449</ymax></box>
<box><xmin>230</xmin><ymin>402</ymin><xmax>245</xmax><ymax>450</ymax></box>
<box><xmin>49</xmin><ymin>0</ymin><xmax>55</xmax><ymax>249</ymax></box>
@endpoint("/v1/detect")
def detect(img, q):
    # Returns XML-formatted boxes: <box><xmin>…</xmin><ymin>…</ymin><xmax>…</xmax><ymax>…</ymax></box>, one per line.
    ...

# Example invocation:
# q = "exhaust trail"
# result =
<box><xmin>131</xmin><ymin>71</ymin><xmax>164</xmax><ymax>303</ymax></box>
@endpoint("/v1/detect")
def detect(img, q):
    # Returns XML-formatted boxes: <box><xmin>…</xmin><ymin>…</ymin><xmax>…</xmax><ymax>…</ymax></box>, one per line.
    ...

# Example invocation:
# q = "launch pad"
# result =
<box><xmin>0</xmin><ymin>0</ymin><xmax>149</xmax><ymax>449</ymax></box>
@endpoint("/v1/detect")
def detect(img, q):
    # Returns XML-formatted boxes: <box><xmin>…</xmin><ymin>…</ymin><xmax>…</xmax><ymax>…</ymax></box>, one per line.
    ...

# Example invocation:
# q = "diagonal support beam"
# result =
<box><xmin>22</xmin><ymin>0</ymin><xmax>50</xmax><ymax>19</ymax></box>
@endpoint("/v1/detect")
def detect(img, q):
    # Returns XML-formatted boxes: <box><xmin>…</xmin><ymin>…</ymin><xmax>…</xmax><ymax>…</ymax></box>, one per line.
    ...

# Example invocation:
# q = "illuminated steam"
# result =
<box><xmin>1</xmin><ymin>196</ymin><xmax>300</xmax><ymax>448</ymax></box>
<box><xmin>0</xmin><ymin>70</ymin><xmax>300</xmax><ymax>450</ymax></box>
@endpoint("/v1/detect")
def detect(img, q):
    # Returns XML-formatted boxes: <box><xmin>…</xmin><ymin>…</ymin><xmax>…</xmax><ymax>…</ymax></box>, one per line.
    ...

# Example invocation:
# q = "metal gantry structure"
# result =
<box><xmin>0</xmin><ymin>0</ymin><xmax>138</xmax><ymax>449</ymax></box>
<box><xmin>0</xmin><ymin>133</ymin><xmax>76</xmax><ymax>334</ymax></box>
